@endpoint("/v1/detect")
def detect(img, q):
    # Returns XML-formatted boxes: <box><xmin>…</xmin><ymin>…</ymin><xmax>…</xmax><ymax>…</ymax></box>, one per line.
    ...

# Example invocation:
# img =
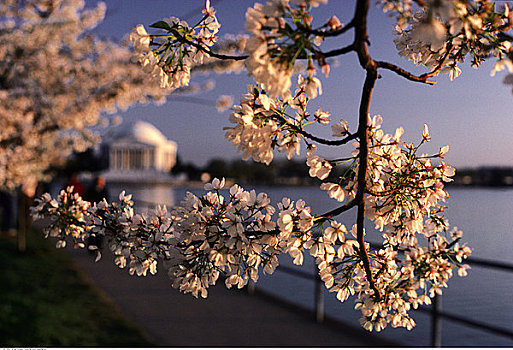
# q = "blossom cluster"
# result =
<box><xmin>387</xmin><ymin>0</ymin><xmax>513</xmax><ymax>79</ymax></box>
<box><xmin>132</xmin><ymin>0</ymin><xmax>343</xmax><ymax>99</ymax></box>
<box><xmin>314</xmin><ymin>119</ymin><xmax>472</xmax><ymax>331</ymax></box>
<box><xmin>31</xmin><ymin>181</ymin><xmax>307</xmax><ymax>295</ymax></box>
<box><xmin>32</xmin><ymin>119</ymin><xmax>471</xmax><ymax>331</ymax></box>
<box><xmin>221</xmin><ymin>75</ymin><xmax>472</xmax><ymax>330</ymax></box>
<box><xmin>225</xmin><ymin>77</ymin><xmax>345</xmax><ymax>165</ymax></box>
<box><xmin>244</xmin><ymin>0</ymin><xmax>329</xmax><ymax>99</ymax></box>
<box><xmin>32</xmin><ymin>180</ymin><xmax>321</xmax><ymax>297</ymax></box>
<box><xmin>129</xmin><ymin>1</ymin><xmax>221</xmax><ymax>89</ymax></box>
<box><xmin>31</xmin><ymin>188</ymin><xmax>175</xmax><ymax>274</ymax></box>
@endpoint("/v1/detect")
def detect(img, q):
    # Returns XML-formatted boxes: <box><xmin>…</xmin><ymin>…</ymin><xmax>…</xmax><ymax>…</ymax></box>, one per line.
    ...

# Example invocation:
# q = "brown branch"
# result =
<box><xmin>321</xmin><ymin>43</ymin><xmax>356</xmax><ymax>58</ymax></box>
<box><xmin>498</xmin><ymin>32</ymin><xmax>513</xmax><ymax>42</ymax></box>
<box><xmin>314</xmin><ymin>200</ymin><xmax>357</xmax><ymax>224</ymax></box>
<box><xmin>376</xmin><ymin>44</ymin><xmax>455</xmax><ymax>85</ymax></box>
<box><xmin>171</xmin><ymin>27</ymin><xmax>355</xmax><ymax>62</ymax></box>
<box><xmin>353</xmin><ymin>0</ymin><xmax>382</xmax><ymax>299</ymax></box>
<box><xmin>288</xmin><ymin>124</ymin><xmax>358</xmax><ymax>146</ymax></box>
<box><xmin>376</xmin><ymin>61</ymin><xmax>437</xmax><ymax>85</ymax></box>
<box><xmin>169</xmin><ymin>29</ymin><xmax>247</xmax><ymax>61</ymax></box>
<box><xmin>241</xmin><ymin>201</ymin><xmax>356</xmax><ymax>242</ymax></box>
<box><xmin>366</xmin><ymin>188</ymin><xmax>396</xmax><ymax>197</ymax></box>
<box><xmin>354</xmin><ymin>0</ymin><xmax>373</xmax><ymax>70</ymax></box>
<box><xmin>413</xmin><ymin>0</ymin><xmax>427</xmax><ymax>6</ymax></box>
<box><xmin>306</xmin><ymin>19</ymin><xmax>355</xmax><ymax>37</ymax></box>
<box><xmin>421</xmin><ymin>44</ymin><xmax>455</xmax><ymax>78</ymax></box>
<box><xmin>355</xmin><ymin>70</ymin><xmax>381</xmax><ymax>299</ymax></box>
<box><xmin>191</xmin><ymin>43</ymin><xmax>248</xmax><ymax>61</ymax></box>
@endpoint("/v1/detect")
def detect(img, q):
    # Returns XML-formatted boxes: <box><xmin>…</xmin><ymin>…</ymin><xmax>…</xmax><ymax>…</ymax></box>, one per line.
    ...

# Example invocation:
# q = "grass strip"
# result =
<box><xmin>0</xmin><ymin>231</ymin><xmax>155</xmax><ymax>347</ymax></box>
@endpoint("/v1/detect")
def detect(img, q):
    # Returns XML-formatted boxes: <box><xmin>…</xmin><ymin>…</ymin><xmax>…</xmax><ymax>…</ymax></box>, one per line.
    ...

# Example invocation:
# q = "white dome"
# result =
<box><xmin>108</xmin><ymin>120</ymin><xmax>169</xmax><ymax>146</ymax></box>
<box><xmin>102</xmin><ymin>120</ymin><xmax>177</xmax><ymax>176</ymax></box>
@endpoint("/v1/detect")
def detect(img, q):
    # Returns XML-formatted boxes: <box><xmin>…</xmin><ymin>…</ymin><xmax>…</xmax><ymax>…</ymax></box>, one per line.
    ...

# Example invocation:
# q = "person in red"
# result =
<box><xmin>67</xmin><ymin>173</ymin><xmax>84</xmax><ymax>196</ymax></box>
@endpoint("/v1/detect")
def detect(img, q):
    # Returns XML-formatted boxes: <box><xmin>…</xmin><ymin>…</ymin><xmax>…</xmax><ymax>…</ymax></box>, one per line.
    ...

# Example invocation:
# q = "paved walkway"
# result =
<box><xmin>67</xmin><ymin>248</ymin><xmax>397</xmax><ymax>347</ymax></box>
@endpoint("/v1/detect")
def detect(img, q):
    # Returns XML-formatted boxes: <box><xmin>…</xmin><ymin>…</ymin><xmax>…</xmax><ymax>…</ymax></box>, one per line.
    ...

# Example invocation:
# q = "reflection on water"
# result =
<box><xmin>109</xmin><ymin>183</ymin><xmax>176</xmax><ymax>211</ymax></box>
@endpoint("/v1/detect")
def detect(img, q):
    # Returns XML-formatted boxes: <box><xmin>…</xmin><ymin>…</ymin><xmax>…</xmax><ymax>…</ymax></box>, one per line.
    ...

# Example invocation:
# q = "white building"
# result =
<box><xmin>101</xmin><ymin>121</ymin><xmax>177</xmax><ymax>182</ymax></box>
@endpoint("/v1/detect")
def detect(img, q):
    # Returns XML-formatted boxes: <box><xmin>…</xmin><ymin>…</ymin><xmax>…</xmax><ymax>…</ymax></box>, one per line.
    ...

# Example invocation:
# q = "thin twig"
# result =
<box><xmin>289</xmin><ymin>125</ymin><xmax>358</xmax><ymax>146</ymax></box>
<box><xmin>315</xmin><ymin>200</ymin><xmax>357</xmax><ymax>223</ymax></box>
<box><xmin>170</xmin><ymin>29</ymin><xmax>247</xmax><ymax>61</ymax></box>
<box><xmin>376</xmin><ymin>44</ymin><xmax>454</xmax><ymax>85</ymax></box>
<box><xmin>421</xmin><ymin>44</ymin><xmax>454</xmax><ymax>78</ymax></box>
<box><xmin>366</xmin><ymin>188</ymin><xmax>396</xmax><ymax>197</ymax></box>
<box><xmin>306</xmin><ymin>19</ymin><xmax>356</xmax><ymax>37</ymax></box>
<box><xmin>376</xmin><ymin>61</ymin><xmax>437</xmax><ymax>85</ymax></box>
<box><xmin>321</xmin><ymin>43</ymin><xmax>356</xmax><ymax>58</ymax></box>
<box><xmin>498</xmin><ymin>32</ymin><xmax>513</xmax><ymax>41</ymax></box>
<box><xmin>171</xmin><ymin>27</ymin><xmax>355</xmax><ymax>62</ymax></box>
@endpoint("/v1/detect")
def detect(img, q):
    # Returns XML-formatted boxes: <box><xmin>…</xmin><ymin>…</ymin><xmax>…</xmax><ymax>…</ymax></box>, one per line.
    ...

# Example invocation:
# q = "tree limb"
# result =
<box><xmin>366</xmin><ymin>188</ymin><xmax>396</xmax><ymax>197</ymax></box>
<box><xmin>288</xmin><ymin>125</ymin><xmax>358</xmax><ymax>146</ymax></box>
<box><xmin>353</xmin><ymin>0</ymin><xmax>382</xmax><ymax>299</ymax></box>
<box><xmin>168</xmin><ymin>29</ymin><xmax>248</xmax><ymax>61</ymax></box>
<box><xmin>376</xmin><ymin>44</ymin><xmax>454</xmax><ymax>85</ymax></box>
<box><xmin>314</xmin><ymin>200</ymin><xmax>357</xmax><ymax>223</ymax></box>
<box><xmin>376</xmin><ymin>61</ymin><xmax>437</xmax><ymax>85</ymax></box>
<box><xmin>321</xmin><ymin>43</ymin><xmax>356</xmax><ymax>58</ymax></box>
<box><xmin>305</xmin><ymin>19</ymin><xmax>355</xmax><ymax>37</ymax></box>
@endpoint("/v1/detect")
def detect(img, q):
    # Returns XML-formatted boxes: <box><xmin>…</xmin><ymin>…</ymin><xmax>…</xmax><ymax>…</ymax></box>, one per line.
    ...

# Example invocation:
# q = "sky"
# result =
<box><xmin>87</xmin><ymin>0</ymin><xmax>513</xmax><ymax>169</ymax></box>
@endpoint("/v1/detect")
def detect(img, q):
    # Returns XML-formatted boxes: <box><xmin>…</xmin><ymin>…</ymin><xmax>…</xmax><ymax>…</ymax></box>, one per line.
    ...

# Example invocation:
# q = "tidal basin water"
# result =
<box><xmin>110</xmin><ymin>183</ymin><xmax>513</xmax><ymax>347</ymax></box>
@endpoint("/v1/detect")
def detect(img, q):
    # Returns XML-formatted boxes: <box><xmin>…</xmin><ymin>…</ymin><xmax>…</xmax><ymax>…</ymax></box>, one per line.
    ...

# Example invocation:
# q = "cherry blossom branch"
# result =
<box><xmin>356</xmin><ymin>70</ymin><xmax>381</xmax><ymax>299</ymax></box>
<box><xmin>169</xmin><ymin>29</ymin><xmax>247</xmax><ymax>61</ymax></box>
<box><xmin>27</xmin><ymin>0</ymin><xmax>479</xmax><ymax>333</ymax></box>
<box><xmin>366</xmin><ymin>188</ymin><xmax>396</xmax><ymax>197</ymax></box>
<box><xmin>376</xmin><ymin>45</ymin><xmax>454</xmax><ymax>85</ymax></box>
<box><xmin>422</xmin><ymin>44</ymin><xmax>455</xmax><ymax>77</ymax></box>
<box><xmin>498</xmin><ymin>32</ymin><xmax>513</xmax><ymax>41</ymax></box>
<box><xmin>375</xmin><ymin>61</ymin><xmax>437</xmax><ymax>85</ymax></box>
<box><xmin>288</xmin><ymin>124</ymin><xmax>357</xmax><ymax>146</ymax></box>
<box><xmin>353</xmin><ymin>0</ymin><xmax>381</xmax><ymax>299</ymax></box>
<box><xmin>238</xmin><ymin>199</ymin><xmax>357</xmax><ymax>240</ymax></box>
<box><xmin>314</xmin><ymin>199</ymin><xmax>356</xmax><ymax>223</ymax></box>
<box><xmin>305</xmin><ymin>19</ymin><xmax>355</xmax><ymax>37</ymax></box>
<box><xmin>320</xmin><ymin>43</ymin><xmax>356</xmax><ymax>58</ymax></box>
<box><xmin>178</xmin><ymin>29</ymin><xmax>356</xmax><ymax>61</ymax></box>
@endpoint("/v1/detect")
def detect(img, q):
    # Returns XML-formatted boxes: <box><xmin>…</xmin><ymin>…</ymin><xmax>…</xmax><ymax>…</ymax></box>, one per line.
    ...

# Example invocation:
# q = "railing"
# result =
<box><xmin>425</xmin><ymin>256</ymin><xmax>513</xmax><ymax>346</ymax></box>
<box><xmin>264</xmin><ymin>253</ymin><xmax>513</xmax><ymax>347</ymax></box>
<box><xmin>134</xmin><ymin>202</ymin><xmax>513</xmax><ymax>347</ymax></box>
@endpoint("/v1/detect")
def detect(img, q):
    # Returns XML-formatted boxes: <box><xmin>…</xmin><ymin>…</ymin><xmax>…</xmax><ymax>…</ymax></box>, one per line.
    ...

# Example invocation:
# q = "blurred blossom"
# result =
<box><xmin>216</xmin><ymin>95</ymin><xmax>233</xmax><ymax>112</ymax></box>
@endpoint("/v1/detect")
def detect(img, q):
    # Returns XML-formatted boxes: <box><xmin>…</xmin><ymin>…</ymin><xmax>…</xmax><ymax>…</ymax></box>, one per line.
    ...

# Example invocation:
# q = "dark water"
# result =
<box><xmin>108</xmin><ymin>184</ymin><xmax>513</xmax><ymax>347</ymax></box>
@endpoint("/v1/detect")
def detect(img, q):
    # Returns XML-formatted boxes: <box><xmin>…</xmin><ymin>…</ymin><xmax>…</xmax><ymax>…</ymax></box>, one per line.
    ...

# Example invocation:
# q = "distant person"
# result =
<box><xmin>84</xmin><ymin>175</ymin><xmax>109</xmax><ymax>204</ymax></box>
<box><xmin>84</xmin><ymin>175</ymin><xmax>109</xmax><ymax>250</ymax></box>
<box><xmin>67</xmin><ymin>172</ymin><xmax>84</xmax><ymax>196</ymax></box>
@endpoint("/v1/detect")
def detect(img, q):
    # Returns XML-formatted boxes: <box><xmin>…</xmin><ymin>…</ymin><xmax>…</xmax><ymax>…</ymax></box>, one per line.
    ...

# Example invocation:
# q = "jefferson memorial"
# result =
<box><xmin>100</xmin><ymin>121</ymin><xmax>177</xmax><ymax>182</ymax></box>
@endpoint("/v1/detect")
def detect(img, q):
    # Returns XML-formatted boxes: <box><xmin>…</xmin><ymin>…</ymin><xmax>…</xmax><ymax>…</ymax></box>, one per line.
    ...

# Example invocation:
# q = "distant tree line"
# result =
<box><xmin>450</xmin><ymin>167</ymin><xmax>513</xmax><ymax>187</ymax></box>
<box><xmin>172</xmin><ymin>155</ymin><xmax>356</xmax><ymax>186</ymax></box>
<box><xmin>55</xmin><ymin>150</ymin><xmax>513</xmax><ymax>188</ymax></box>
